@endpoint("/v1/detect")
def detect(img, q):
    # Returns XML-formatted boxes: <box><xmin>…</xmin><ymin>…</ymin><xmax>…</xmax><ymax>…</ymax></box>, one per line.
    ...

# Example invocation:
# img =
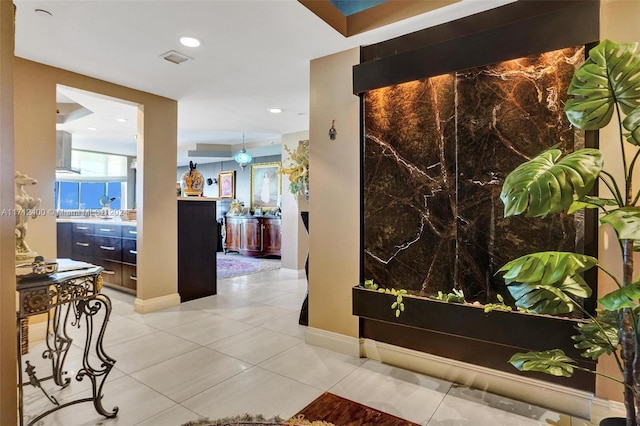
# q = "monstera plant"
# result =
<box><xmin>499</xmin><ymin>40</ymin><xmax>640</xmax><ymax>426</ymax></box>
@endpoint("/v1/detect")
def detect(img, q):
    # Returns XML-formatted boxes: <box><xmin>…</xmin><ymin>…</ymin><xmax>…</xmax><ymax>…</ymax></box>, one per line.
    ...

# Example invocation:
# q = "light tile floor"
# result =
<box><xmin>20</xmin><ymin>269</ymin><xmax>620</xmax><ymax>426</ymax></box>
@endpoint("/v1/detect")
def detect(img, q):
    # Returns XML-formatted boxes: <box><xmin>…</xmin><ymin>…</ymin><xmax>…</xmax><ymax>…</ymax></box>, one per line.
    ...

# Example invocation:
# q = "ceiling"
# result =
<box><xmin>14</xmin><ymin>0</ymin><xmax>514</xmax><ymax>166</ymax></box>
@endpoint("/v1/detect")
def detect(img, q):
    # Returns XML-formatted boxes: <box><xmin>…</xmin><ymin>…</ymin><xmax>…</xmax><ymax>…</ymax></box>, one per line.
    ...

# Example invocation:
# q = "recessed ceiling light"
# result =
<box><xmin>269</xmin><ymin>108</ymin><xmax>282</xmax><ymax>114</ymax></box>
<box><xmin>115</xmin><ymin>118</ymin><xmax>127</xmax><ymax>123</ymax></box>
<box><xmin>180</xmin><ymin>37</ymin><xmax>201</xmax><ymax>48</ymax></box>
<box><xmin>87</xmin><ymin>127</ymin><xmax>98</xmax><ymax>131</ymax></box>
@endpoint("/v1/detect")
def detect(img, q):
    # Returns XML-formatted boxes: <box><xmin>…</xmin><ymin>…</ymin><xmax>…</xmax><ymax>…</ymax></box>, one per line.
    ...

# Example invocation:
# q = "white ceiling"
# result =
<box><xmin>14</xmin><ymin>0</ymin><xmax>514</xmax><ymax>165</ymax></box>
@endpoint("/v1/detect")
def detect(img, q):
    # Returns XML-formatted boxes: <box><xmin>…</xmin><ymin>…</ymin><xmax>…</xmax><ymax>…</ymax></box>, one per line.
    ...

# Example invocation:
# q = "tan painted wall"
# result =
<box><xmin>308</xmin><ymin>48</ymin><xmax>360</xmax><ymax>336</ymax></box>
<box><xmin>0</xmin><ymin>2</ymin><xmax>17</xmax><ymax>423</ymax></box>
<box><xmin>13</xmin><ymin>58</ymin><xmax>178</xmax><ymax>307</ymax></box>
<box><xmin>596</xmin><ymin>0</ymin><xmax>640</xmax><ymax>403</ymax></box>
<box><xmin>281</xmin><ymin>130</ymin><xmax>309</xmax><ymax>272</ymax></box>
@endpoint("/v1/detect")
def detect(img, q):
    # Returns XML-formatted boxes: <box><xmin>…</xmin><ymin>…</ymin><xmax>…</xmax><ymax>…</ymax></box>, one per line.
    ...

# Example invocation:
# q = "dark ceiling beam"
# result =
<box><xmin>353</xmin><ymin>0</ymin><xmax>600</xmax><ymax>94</ymax></box>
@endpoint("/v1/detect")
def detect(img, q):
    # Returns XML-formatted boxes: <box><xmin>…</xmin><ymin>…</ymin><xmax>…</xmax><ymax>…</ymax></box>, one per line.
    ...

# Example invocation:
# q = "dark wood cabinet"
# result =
<box><xmin>223</xmin><ymin>216</ymin><xmax>281</xmax><ymax>257</ymax></box>
<box><xmin>71</xmin><ymin>223</ymin><xmax>95</xmax><ymax>259</ymax></box>
<box><xmin>56</xmin><ymin>222</ymin><xmax>73</xmax><ymax>258</ymax></box>
<box><xmin>178</xmin><ymin>199</ymin><xmax>217</xmax><ymax>302</ymax></box>
<box><xmin>95</xmin><ymin>236</ymin><xmax>122</xmax><ymax>261</ymax></box>
<box><xmin>262</xmin><ymin>219</ymin><xmax>282</xmax><ymax>256</ymax></box>
<box><xmin>57</xmin><ymin>221</ymin><xmax>137</xmax><ymax>294</ymax></box>
<box><xmin>122</xmin><ymin>238</ymin><xmax>137</xmax><ymax>264</ymax></box>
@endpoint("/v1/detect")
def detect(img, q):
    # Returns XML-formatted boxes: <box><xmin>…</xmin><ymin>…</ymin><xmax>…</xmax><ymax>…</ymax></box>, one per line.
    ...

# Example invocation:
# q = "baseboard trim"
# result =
<box><xmin>305</xmin><ymin>327</ymin><xmax>360</xmax><ymax>358</ymax></box>
<box><xmin>133</xmin><ymin>293</ymin><xmax>180</xmax><ymax>314</ymax></box>
<box><xmin>591</xmin><ymin>397</ymin><xmax>625</xmax><ymax>424</ymax></box>
<box><xmin>361</xmin><ymin>338</ymin><xmax>594</xmax><ymax>419</ymax></box>
<box><xmin>279</xmin><ymin>268</ymin><xmax>306</xmax><ymax>279</ymax></box>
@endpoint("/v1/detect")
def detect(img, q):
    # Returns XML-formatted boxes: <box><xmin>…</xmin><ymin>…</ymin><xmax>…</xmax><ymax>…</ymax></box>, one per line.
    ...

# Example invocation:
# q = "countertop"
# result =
<box><xmin>56</xmin><ymin>217</ymin><xmax>137</xmax><ymax>226</ymax></box>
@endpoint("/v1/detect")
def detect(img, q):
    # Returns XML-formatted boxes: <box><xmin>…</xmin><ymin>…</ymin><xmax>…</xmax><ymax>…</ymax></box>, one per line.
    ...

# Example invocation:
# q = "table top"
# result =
<box><xmin>17</xmin><ymin>259</ymin><xmax>102</xmax><ymax>290</ymax></box>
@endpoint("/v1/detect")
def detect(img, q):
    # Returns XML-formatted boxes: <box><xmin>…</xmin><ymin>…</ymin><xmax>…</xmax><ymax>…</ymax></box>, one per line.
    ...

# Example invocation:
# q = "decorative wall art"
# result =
<box><xmin>250</xmin><ymin>162</ymin><xmax>282</xmax><ymax>212</ymax></box>
<box><xmin>218</xmin><ymin>171</ymin><xmax>235</xmax><ymax>199</ymax></box>
<box><xmin>363</xmin><ymin>46</ymin><xmax>591</xmax><ymax>308</ymax></box>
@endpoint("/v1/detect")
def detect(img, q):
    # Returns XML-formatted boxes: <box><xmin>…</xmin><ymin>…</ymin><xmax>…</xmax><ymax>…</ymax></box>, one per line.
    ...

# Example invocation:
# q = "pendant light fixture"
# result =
<box><xmin>234</xmin><ymin>132</ymin><xmax>253</xmax><ymax>171</ymax></box>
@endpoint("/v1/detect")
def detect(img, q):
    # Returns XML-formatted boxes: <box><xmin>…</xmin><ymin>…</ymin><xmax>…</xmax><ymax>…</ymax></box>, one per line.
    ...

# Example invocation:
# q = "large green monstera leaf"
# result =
<box><xmin>600</xmin><ymin>282</ymin><xmax>640</xmax><ymax>311</ymax></box>
<box><xmin>572</xmin><ymin>310</ymin><xmax>619</xmax><ymax>360</ymax></box>
<box><xmin>500</xmin><ymin>148</ymin><xmax>603</xmax><ymax>218</ymax></box>
<box><xmin>600</xmin><ymin>207</ymin><xmax>640</xmax><ymax>240</ymax></box>
<box><xmin>623</xmin><ymin>108</ymin><xmax>640</xmax><ymax>146</ymax></box>
<box><xmin>509</xmin><ymin>350</ymin><xmax>577</xmax><ymax>377</ymax></box>
<box><xmin>499</xmin><ymin>252</ymin><xmax>597</xmax><ymax>314</ymax></box>
<box><xmin>565</xmin><ymin>39</ymin><xmax>640</xmax><ymax>130</ymax></box>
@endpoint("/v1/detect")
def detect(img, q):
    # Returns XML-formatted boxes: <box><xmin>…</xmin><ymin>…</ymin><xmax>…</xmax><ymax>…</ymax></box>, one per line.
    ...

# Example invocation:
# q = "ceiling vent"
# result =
<box><xmin>160</xmin><ymin>50</ymin><xmax>192</xmax><ymax>65</ymax></box>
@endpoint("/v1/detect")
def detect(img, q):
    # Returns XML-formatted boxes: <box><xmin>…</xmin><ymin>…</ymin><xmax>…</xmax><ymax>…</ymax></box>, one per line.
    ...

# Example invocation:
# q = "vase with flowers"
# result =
<box><xmin>280</xmin><ymin>139</ymin><xmax>309</xmax><ymax>202</ymax></box>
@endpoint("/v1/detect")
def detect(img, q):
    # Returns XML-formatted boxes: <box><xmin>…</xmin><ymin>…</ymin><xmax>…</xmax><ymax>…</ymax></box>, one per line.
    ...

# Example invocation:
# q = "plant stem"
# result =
<box><xmin>621</xmin><ymin>239</ymin><xmax>637</xmax><ymax>424</ymax></box>
<box><xmin>600</xmin><ymin>170</ymin><xmax>625</xmax><ymax>207</ymax></box>
<box><xmin>573</xmin><ymin>365</ymin><xmax>628</xmax><ymax>387</ymax></box>
<box><xmin>629</xmin><ymin>149</ymin><xmax>640</xmax><ymax>205</ymax></box>
<box><xmin>596</xmin><ymin>264</ymin><xmax>624</xmax><ymax>289</ymax></box>
<box><xmin>614</xmin><ymin>101</ymin><xmax>630</xmax><ymax>204</ymax></box>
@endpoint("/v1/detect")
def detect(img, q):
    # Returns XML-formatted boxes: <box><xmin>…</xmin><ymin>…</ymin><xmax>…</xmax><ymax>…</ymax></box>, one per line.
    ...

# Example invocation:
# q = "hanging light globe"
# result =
<box><xmin>234</xmin><ymin>133</ymin><xmax>253</xmax><ymax>171</ymax></box>
<box><xmin>234</xmin><ymin>148</ymin><xmax>253</xmax><ymax>171</ymax></box>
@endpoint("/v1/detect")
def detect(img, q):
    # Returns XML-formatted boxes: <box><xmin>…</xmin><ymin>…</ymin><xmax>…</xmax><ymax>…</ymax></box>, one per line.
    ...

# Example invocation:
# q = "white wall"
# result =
<box><xmin>281</xmin><ymin>130</ymin><xmax>309</xmax><ymax>273</ymax></box>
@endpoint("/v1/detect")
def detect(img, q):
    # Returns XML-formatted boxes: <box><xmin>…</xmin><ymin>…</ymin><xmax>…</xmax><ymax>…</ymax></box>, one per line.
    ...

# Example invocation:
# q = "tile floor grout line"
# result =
<box><xmin>422</xmin><ymin>386</ymin><xmax>451</xmax><ymax>426</ymax></box>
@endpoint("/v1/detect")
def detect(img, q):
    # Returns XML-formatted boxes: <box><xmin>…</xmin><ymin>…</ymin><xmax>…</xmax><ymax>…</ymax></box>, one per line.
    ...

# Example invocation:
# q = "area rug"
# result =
<box><xmin>293</xmin><ymin>392</ymin><xmax>419</xmax><ymax>426</ymax></box>
<box><xmin>217</xmin><ymin>252</ymin><xmax>280</xmax><ymax>279</ymax></box>
<box><xmin>180</xmin><ymin>392</ymin><xmax>418</xmax><ymax>426</ymax></box>
<box><xmin>182</xmin><ymin>414</ymin><xmax>335</xmax><ymax>425</ymax></box>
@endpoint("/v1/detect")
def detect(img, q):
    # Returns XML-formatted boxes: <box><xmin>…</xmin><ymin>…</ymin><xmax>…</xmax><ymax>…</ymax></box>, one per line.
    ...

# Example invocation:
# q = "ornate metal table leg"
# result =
<box><xmin>17</xmin><ymin>268</ymin><xmax>119</xmax><ymax>425</ymax></box>
<box><xmin>45</xmin><ymin>302</ymin><xmax>74</xmax><ymax>387</ymax></box>
<box><xmin>17</xmin><ymin>316</ymin><xmax>25</xmax><ymax>426</ymax></box>
<box><xmin>76</xmin><ymin>293</ymin><xmax>119</xmax><ymax>418</ymax></box>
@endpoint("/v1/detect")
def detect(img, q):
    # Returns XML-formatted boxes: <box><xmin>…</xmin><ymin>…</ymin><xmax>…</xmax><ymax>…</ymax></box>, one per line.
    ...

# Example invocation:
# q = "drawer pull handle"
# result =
<box><xmin>99</xmin><ymin>228</ymin><xmax>113</xmax><ymax>232</ymax></box>
<box><xmin>102</xmin><ymin>270</ymin><xmax>116</xmax><ymax>275</ymax></box>
<box><xmin>129</xmin><ymin>276</ymin><xmax>137</xmax><ymax>281</ymax></box>
<box><xmin>76</xmin><ymin>226</ymin><xmax>89</xmax><ymax>230</ymax></box>
<box><xmin>129</xmin><ymin>250</ymin><xmax>137</xmax><ymax>255</ymax></box>
<box><xmin>75</xmin><ymin>242</ymin><xmax>89</xmax><ymax>247</ymax></box>
<box><xmin>100</xmin><ymin>245</ymin><xmax>116</xmax><ymax>251</ymax></box>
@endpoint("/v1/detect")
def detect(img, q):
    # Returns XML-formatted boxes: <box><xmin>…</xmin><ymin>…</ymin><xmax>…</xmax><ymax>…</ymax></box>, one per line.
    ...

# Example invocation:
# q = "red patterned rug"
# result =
<box><xmin>217</xmin><ymin>252</ymin><xmax>280</xmax><ymax>279</ymax></box>
<box><xmin>181</xmin><ymin>392</ymin><xmax>419</xmax><ymax>425</ymax></box>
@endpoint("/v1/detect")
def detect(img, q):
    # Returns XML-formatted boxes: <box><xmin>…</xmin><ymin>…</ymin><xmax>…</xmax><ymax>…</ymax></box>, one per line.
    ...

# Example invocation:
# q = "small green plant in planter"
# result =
<box><xmin>498</xmin><ymin>40</ymin><xmax>640</xmax><ymax>426</ymax></box>
<box><xmin>364</xmin><ymin>279</ymin><xmax>407</xmax><ymax>317</ymax></box>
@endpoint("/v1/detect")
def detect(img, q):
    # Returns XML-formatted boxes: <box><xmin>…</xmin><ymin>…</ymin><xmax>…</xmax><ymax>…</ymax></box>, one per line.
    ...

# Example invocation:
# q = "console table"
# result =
<box><xmin>17</xmin><ymin>263</ymin><xmax>118</xmax><ymax>426</ymax></box>
<box><xmin>223</xmin><ymin>216</ymin><xmax>281</xmax><ymax>257</ymax></box>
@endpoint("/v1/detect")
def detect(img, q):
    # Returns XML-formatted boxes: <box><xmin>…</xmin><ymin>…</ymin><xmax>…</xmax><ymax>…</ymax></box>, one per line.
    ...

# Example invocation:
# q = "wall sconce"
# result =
<box><xmin>329</xmin><ymin>120</ymin><xmax>337</xmax><ymax>140</ymax></box>
<box><xmin>206</xmin><ymin>178</ymin><xmax>216</xmax><ymax>186</ymax></box>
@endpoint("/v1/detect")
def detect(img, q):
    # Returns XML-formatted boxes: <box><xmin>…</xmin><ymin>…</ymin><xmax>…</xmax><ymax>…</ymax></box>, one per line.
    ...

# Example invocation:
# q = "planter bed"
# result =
<box><xmin>353</xmin><ymin>285</ymin><xmax>595</xmax><ymax>392</ymax></box>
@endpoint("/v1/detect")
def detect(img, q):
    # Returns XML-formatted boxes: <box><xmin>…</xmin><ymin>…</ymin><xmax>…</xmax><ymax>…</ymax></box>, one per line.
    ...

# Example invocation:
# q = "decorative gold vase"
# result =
<box><xmin>180</xmin><ymin>161</ymin><xmax>204</xmax><ymax>196</ymax></box>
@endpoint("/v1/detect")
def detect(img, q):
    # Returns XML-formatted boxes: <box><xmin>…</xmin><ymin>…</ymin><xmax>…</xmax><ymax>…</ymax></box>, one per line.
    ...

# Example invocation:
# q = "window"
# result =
<box><xmin>55</xmin><ymin>181</ymin><xmax>125</xmax><ymax>210</ymax></box>
<box><xmin>58</xmin><ymin>181</ymin><xmax>79</xmax><ymax>210</ymax></box>
<box><xmin>54</xmin><ymin>150</ymin><xmax>130</xmax><ymax>210</ymax></box>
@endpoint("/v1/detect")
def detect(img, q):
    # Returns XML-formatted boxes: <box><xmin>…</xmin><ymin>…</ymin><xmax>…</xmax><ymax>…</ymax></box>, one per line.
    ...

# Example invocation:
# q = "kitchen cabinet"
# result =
<box><xmin>223</xmin><ymin>216</ymin><xmax>281</xmax><ymax>257</ymax></box>
<box><xmin>56</xmin><ymin>220</ymin><xmax>137</xmax><ymax>294</ymax></box>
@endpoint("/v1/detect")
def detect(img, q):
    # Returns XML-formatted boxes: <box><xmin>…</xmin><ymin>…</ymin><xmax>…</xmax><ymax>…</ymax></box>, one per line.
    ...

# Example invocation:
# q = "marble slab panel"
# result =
<box><xmin>363</xmin><ymin>46</ymin><xmax>586</xmax><ymax>305</ymax></box>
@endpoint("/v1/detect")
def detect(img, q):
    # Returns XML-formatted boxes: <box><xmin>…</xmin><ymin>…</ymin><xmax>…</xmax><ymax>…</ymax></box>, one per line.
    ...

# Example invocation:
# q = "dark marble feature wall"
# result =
<box><xmin>363</xmin><ymin>46</ymin><xmax>585</xmax><ymax>304</ymax></box>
